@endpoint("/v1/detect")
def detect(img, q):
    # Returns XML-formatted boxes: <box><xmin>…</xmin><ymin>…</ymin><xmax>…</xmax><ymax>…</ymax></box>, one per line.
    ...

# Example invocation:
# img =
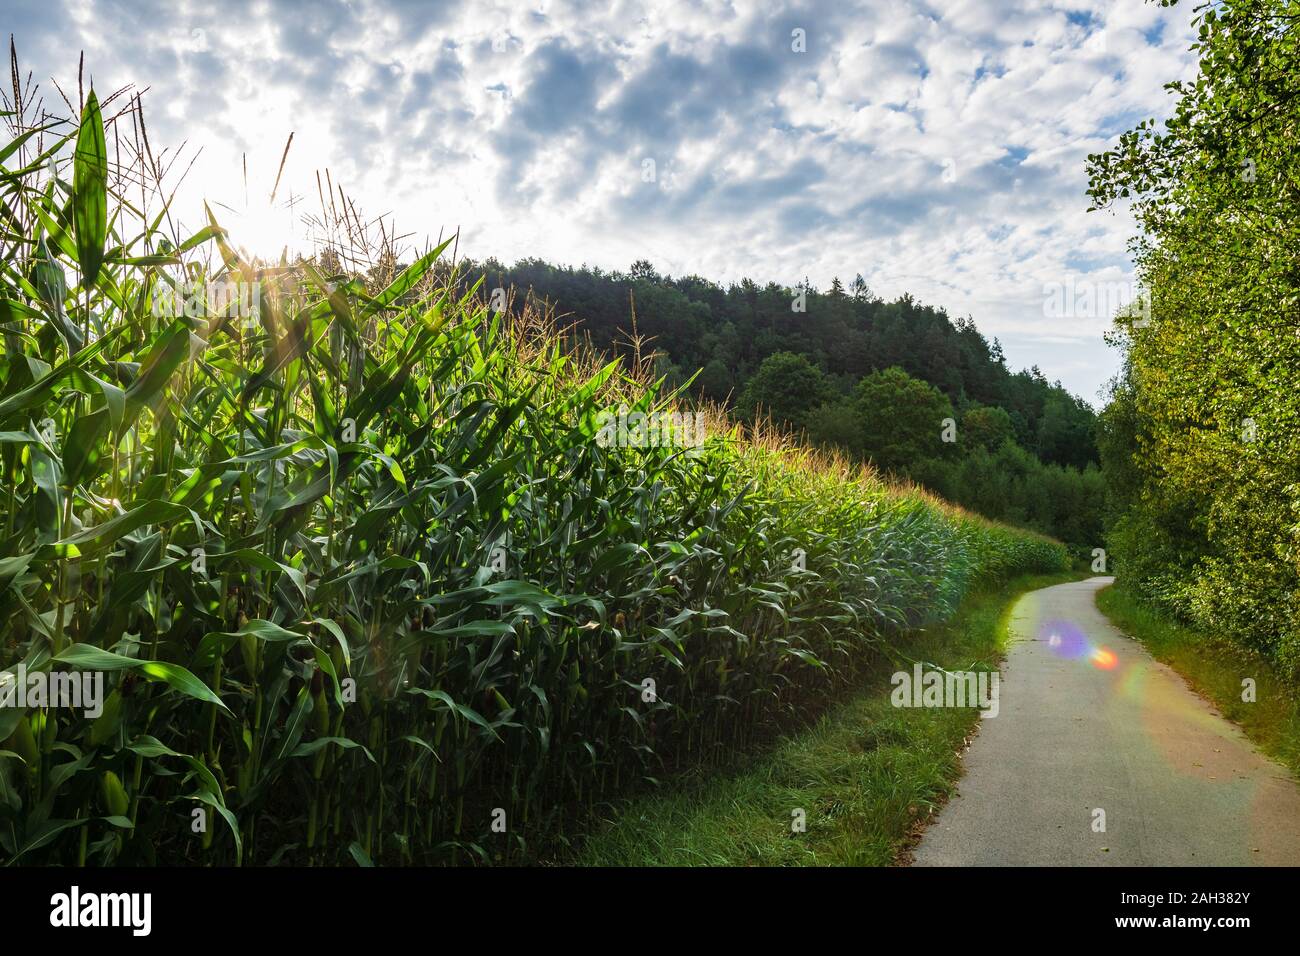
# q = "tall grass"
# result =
<box><xmin>0</xmin><ymin>67</ymin><xmax>1067</xmax><ymax>865</ymax></box>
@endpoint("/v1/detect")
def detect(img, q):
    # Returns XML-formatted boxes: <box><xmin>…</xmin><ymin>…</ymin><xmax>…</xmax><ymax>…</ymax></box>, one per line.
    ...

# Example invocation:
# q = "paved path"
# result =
<box><xmin>914</xmin><ymin>577</ymin><xmax>1300</xmax><ymax>866</ymax></box>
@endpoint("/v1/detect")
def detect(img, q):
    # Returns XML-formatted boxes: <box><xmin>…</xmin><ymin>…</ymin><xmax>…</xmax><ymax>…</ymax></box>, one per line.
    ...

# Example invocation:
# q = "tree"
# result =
<box><xmin>850</xmin><ymin>274</ymin><xmax>873</xmax><ymax>303</ymax></box>
<box><xmin>628</xmin><ymin>259</ymin><xmax>660</xmax><ymax>282</ymax></box>
<box><xmin>1087</xmin><ymin>0</ymin><xmax>1300</xmax><ymax>667</ymax></box>
<box><xmin>449</xmin><ymin>240</ymin><xmax>1102</xmax><ymax>543</ymax></box>
<box><xmin>1035</xmin><ymin>391</ymin><xmax>1097</xmax><ymax>469</ymax></box>
<box><xmin>737</xmin><ymin>352</ymin><xmax>834</xmax><ymax>431</ymax></box>
<box><xmin>961</xmin><ymin>405</ymin><xmax>1015</xmax><ymax>452</ymax></box>
<box><xmin>697</xmin><ymin>358</ymin><xmax>734</xmax><ymax>401</ymax></box>
<box><xmin>806</xmin><ymin>400</ymin><xmax>862</xmax><ymax>456</ymax></box>
<box><xmin>853</xmin><ymin>367</ymin><xmax>954</xmax><ymax>476</ymax></box>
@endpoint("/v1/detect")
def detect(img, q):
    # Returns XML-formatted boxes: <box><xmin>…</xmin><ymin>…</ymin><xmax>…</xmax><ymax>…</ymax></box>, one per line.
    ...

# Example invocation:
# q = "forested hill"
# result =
<box><xmin>461</xmin><ymin>256</ymin><xmax>1104</xmax><ymax>548</ymax></box>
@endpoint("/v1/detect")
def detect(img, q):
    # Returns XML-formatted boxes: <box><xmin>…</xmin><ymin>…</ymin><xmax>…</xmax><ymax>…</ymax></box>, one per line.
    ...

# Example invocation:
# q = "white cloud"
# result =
<box><xmin>7</xmin><ymin>0</ymin><xmax>1199</xmax><ymax>401</ymax></box>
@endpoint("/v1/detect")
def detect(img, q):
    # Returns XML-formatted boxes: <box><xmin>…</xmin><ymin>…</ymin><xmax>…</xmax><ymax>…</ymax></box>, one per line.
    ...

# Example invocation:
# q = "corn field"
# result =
<box><xmin>0</xmin><ymin>74</ymin><xmax>1067</xmax><ymax>865</ymax></box>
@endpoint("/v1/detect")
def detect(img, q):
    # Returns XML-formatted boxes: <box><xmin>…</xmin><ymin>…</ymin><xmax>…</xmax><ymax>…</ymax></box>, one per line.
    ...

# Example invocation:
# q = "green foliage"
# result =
<box><xmin>853</xmin><ymin>366</ymin><xmax>954</xmax><ymax>476</ymax></box>
<box><xmin>696</xmin><ymin>358</ymin><xmax>733</xmax><ymax>401</ymax></box>
<box><xmin>945</xmin><ymin>443</ymin><xmax>1107</xmax><ymax>549</ymax></box>
<box><xmin>470</xmin><ymin>261</ymin><xmax>1102</xmax><ymax>545</ymax></box>
<box><xmin>961</xmin><ymin>405</ymin><xmax>1015</xmax><ymax>451</ymax></box>
<box><xmin>468</xmin><ymin>261</ymin><xmax>1101</xmax><ymax>471</ymax></box>
<box><xmin>1034</xmin><ymin>391</ymin><xmax>1097</xmax><ymax>470</ymax></box>
<box><xmin>802</xmin><ymin>367</ymin><xmax>1104</xmax><ymax>549</ymax></box>
<box><xmin>736</xmin><ymin>351</ymin><xmax>833</xmax><ymax>430</ymax></box>
<box><xmin>805</xmin><ymin>399</ymin><xmax>862</xmax><ymax>457</ymax></box>
<box><xmin>0</xmin><ymin>89</ymin><xmax>1068</xmax><ymax>865</ymax></box>
<box><xmin>1089</xmin><ymin>0</ymin><xmax>1300</xmax><ymax>670</ymax></box>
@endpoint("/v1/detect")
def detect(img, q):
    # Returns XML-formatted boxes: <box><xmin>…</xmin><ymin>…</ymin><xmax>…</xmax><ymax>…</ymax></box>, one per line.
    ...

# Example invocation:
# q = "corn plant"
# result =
<box><xmin>0</xmin><ymin>67</ymin><xmax>1068</xmax><ymax>866</ymax></box>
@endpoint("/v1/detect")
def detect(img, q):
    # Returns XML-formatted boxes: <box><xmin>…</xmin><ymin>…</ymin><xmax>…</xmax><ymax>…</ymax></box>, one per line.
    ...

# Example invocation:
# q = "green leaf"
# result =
<box><xmin>62</xmin><ymin>405</ymin><xmax>110</xmax><ymax>487</ymax></box>
<box><xmin>53</xmin><ymin>644</ymin><xmax>229</xmax><ymax>713</ymax></box>
<box><xmin>73</xmin><ymin>90</ymin><xmax>108</xmax><ymax>287</ymax></box>
<box><xmin>291</xmin><ymin>736</ymin><xmax>376</xmax><ymax>762</ymax></box>
<box><xmin>190</xmin><ymin>791</ymin><xmax>243</xmax><ymax>865</ymax></box>
<box><xmin>125</xmin><ymin>322</ymin><xmax>199</xmax><ymax>413</ymax></box>
<box><xmin>275</xmin><ymin>685</ymin><xmax>313</xmax><ymax>762</ymax></box>
<box><xmin>347</xmin><ymin>841</ymin><xmax>374</xmax><ymax>867</ymax></box>
<box><xmin>366</xmin><ymin>235</ymin><xmax>455</xmax><ymax>312</ymax></box>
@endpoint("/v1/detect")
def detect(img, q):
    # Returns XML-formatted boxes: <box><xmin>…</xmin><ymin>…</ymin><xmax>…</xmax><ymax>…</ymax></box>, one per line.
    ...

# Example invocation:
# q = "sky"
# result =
<box><xmin>7</xmin><ymin>0</ymin><xmax>1200</xmax><ymax>405</ymax></box>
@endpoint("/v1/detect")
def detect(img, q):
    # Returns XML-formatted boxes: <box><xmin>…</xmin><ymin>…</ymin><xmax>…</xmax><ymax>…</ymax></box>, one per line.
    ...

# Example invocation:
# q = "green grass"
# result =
<box><xmin>567</xmin><ymin>571</ymin><xmax>1082</xmax><ymax>866</ymax></box>
<box><xmin>1097</xmin><ymin>583</ymin><xmax>1300</xmax><ymax>780</ymax></box>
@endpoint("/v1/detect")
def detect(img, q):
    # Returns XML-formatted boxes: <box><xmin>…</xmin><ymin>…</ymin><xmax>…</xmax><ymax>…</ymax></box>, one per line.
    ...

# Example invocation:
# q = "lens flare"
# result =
<box><xmin>1040</xmin><ymin>619</ymin><xmax>1088</xmax><ymax>658</ymax></box>
<box><xmin>1091</xmin><ymin>647</ymin><xmax>1118</xmax><ymax>670</ymax></box>
<box><xmin>1038</xmin><ymin>620</ymin><xmax>1119</xmax><ymax>670</ymax></box>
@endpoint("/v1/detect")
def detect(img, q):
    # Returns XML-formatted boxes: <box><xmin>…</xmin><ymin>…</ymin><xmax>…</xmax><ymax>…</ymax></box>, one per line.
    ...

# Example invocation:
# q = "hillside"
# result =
<box><xmin>462</xmin><ymin>257</ymin><xmax>1104</xmax><ymax>548</ymax></box>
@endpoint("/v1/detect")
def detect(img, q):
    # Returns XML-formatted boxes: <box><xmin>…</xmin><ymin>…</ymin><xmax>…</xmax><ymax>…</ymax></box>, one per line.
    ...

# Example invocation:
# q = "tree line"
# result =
<box><xmin>456</xmin><ymin>257</ymin><xmax>1104</xmax><ymax>549</ymax></box>
<box><xmin>1089</xmin><ymin>0</ymin><xmax>1299</xmax><ymax>672</ymax></box>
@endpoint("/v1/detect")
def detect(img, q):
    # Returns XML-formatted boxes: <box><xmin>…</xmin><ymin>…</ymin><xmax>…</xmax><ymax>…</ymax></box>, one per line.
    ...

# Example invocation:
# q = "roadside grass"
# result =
<box><xmin>1096</xmin><ymin>583</ymin><xmax>1300</xmax><ymax>779</ymax></box>
<box><xmin>566</xmin><ymin>571</ymin><xmax>1083</xmax><ymax>866</ymax></box>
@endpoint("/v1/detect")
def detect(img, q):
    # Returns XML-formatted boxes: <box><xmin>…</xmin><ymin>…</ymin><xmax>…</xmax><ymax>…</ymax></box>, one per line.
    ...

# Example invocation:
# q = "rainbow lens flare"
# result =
<box><xmin>1039</xmin><ymin>619</ymin><xmax>1118</xmax><ymax>669</ymax></box>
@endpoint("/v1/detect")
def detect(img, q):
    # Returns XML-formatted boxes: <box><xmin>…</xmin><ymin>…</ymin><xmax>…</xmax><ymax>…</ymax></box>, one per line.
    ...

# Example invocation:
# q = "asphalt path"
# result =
<box><xmin>914</xmin><ymin>577</ymin><xmax>1300</xmax><ymax>866</ymax></box>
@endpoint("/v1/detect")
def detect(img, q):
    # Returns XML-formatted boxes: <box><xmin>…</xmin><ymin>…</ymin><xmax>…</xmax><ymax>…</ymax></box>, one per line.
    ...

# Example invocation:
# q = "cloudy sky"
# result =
<box><xmin>9</xmin><ymin>0</ymin><xmax>1198</xmax><ymax>403</ymax></box>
